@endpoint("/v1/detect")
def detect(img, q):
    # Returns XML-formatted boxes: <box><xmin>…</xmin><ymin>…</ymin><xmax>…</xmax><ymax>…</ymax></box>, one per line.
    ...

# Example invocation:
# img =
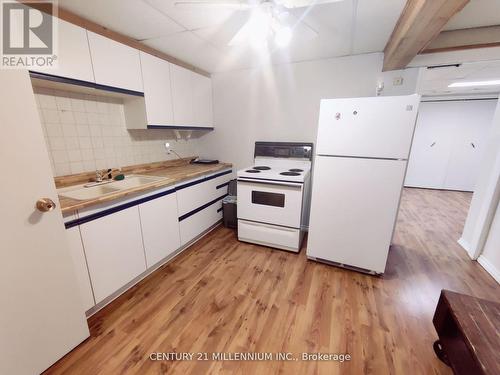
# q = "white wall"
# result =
<box><xmin>198</xmin><ymin>53</ymin><xmax>419</xmax><ymax>169</ymax></box>
<box><xmin>478</xmin><ymin>201</ymin><xmax>500</xmax><ymax>284</ymax></box>
<box><xmin>460</xmin><ymin>98</ymin><xmax>500</xmax><ymax>260</ymax></box>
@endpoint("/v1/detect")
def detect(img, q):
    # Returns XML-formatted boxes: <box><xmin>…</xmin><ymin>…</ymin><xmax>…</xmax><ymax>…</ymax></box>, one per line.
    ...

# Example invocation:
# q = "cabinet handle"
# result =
<box><xmin>430</xmin><ymin>142</ymin><xmax>436</xmax><ymax>147</ymax></box>
<box><xmin>471</xmin><ymin>142</ymin><xmax>475</xmax><ymax>148</ymax></box>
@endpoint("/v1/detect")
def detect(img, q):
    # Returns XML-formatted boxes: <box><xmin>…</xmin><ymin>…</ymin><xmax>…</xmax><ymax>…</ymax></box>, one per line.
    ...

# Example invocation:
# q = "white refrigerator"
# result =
<box><xmin>307</xmin><ymin>94</ymin><xmax>421</xmax><ymax>274</ymax></box>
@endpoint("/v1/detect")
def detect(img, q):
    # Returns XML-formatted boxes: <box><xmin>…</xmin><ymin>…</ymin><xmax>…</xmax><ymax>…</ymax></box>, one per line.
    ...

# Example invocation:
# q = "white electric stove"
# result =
<box><xmin>237</xmin><ymin>142</ymin><xmax>313</xmax><ymax>252</ymax></box>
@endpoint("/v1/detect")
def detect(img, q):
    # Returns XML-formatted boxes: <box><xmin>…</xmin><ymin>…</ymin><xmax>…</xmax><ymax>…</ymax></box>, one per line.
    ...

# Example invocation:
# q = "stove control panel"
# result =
<box><xmin>254</xmin><ymin>142</ymin><xmax>313</xmax><ymax>160</ymax></box>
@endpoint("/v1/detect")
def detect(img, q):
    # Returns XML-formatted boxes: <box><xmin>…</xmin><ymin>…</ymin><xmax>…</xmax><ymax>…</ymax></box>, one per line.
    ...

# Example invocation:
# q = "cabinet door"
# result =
<box><xmin>87</xmin><ymin>31</ymin><xmax>143</xmax><ymax>92</ymax></box>
<box><xmin>140</xmin><ymin>52</ymin><xmax>174</xmax><ymax>126</ymax></box>
<box><xmin>65</xmin><ymin>226</ymin><xmax>95</xmax><ymax>311</ymax></box>
<box><xmin>405</xmin><ymin>102</ymin><xmax>454</xmax><ymax>189</ymax></box>
<box><xmin>33</xmin><ymin>18</ymin><xmax>94</xmax><ymax>82</ymax></box>
<box><xmin>192</xmin><ymin>73</ymin><xmax>213</xmax><ymax>126</ymax></box>
<box><xmin>80</xmin><ymin>206</ymin><xmax>146</xmax><ymax>303</ymax></box>
<box><xmin>139</xmin><ymin>192</ymin><xmax>180</xmax><ymax>268</ymax></box>
<box><xmin>443</xmin><ymin>100</ymin><xmax>496</xmax><ymax>191</ymax></box>
<box><xmin>170</xmin><ymin>64</ymin><xmax>195</xmax><ymax>126</ymax></box>
<box><xmin>179</xmin><ymin>200</ymin><xmax>222</xmax><ymax>245</ymax></box>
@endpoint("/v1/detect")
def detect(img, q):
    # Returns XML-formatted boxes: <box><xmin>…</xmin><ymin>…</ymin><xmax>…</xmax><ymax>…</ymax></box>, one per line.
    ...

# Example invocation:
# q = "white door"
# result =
<box><xmin>0</xmin><ymin>71</ymin><xmax>89</xmax><ymax>375</ymax></box>
<box><xmin>443</xmin><ymin>100</ymin><xmax>496</xmax><ymax>191</ymax></box>
<box><xmin>405</xmin><ymin>101</ymin><xmax>456</xmax><ymax>189</ymax></box>
<box><xmin>405</xmin><ymin>100</ymin><xmax>496</xmax><ymax>191</ymax></box>
<box><xmin>307</xmin><ymin>156</ymin><xmax>407</xmax><ymax>274</ymax></box>
<box><xmin>80</xmin><ymin>206</ymin><xmax>146</xmax><ymax>303</ymax></box>
<box><xmin>316</xmin><ymin>95</ymin><xmax>420</xmax><ymax>159</ymax></box>
<box><xmin>140</xmin><ymin>52</ymin><xmax>174</xmax><ymax>126</ymax></box>
<box><xmin>139</xmin><ymin>192</ymin><xmax>181</xmax><ymax>267</ymax></box>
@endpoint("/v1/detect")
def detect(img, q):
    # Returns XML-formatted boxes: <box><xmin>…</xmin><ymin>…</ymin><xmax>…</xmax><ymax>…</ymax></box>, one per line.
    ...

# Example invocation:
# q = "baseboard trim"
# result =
<box><xmin>457</xmin><ymin>237</ymin><xmax>474</xmax><ymax>259</ymax></box>
<box><xmin>477</xmin><ymin>256</ymin><xmax>500</xmax><ymax>284</ymax></box>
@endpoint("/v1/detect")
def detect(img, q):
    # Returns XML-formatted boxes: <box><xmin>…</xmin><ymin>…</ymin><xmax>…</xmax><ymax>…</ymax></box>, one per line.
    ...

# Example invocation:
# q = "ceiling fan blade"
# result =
<box><xmin>277</xmin><ymin>0</ymin><xmax>345</xmax><ymax>9</ymax></box>
<box><xmin>174</xmin><ymin>0</ymin><xmax>255</xmax><ymax>10</ymax></box>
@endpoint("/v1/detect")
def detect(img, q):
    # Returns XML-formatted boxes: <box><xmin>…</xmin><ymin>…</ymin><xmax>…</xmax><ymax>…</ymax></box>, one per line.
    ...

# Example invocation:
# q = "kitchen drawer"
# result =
<box><xmin>176</xmin><ymin>170</ymin><xmax>231</xmax><ymax>216</ymax></box>
<box><xmin>179</xmin><ymin>199</ymin><xmax>223</xmax><ymax>245</ymax></box>
<box><xmin>238</xmin><ymin>219</ymin><xmax>302</xmax><ymax>252</ymax></box>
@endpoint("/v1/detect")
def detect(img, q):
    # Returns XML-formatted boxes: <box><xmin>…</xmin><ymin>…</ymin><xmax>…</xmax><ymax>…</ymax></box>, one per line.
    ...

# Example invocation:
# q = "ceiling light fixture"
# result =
<box><xmin>228</xmin><ymin>6</ymin><xmax>293</xmax><ymax>48</ymax></box>
<box><xmin>448</xmin><ymin>79</ymin><xmax>500</xmax><ymax>88</ymax></box>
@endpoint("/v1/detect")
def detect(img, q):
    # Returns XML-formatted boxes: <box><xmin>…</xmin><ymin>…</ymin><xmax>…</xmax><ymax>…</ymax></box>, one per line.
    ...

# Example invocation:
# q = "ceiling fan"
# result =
<box><xmin>173</xmin><ymin>0</ymin><xmax>345</xmax><ymax>47</ymax></box>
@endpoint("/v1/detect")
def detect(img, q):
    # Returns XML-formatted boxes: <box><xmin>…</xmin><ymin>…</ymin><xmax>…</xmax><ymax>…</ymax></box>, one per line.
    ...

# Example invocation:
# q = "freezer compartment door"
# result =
<box><xmin>307</xmin><ymin>156</ymin><xmax>407</xmax><ymax>273</ymax></box>
<box><xmin>316</xmin><ymin>94</ymin><xmax>420</xmax><ymax>159</ymax></box>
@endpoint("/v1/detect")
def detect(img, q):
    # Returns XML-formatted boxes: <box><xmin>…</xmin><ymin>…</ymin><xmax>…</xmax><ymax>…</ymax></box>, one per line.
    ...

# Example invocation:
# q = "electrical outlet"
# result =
<box><xmin>393</xmin><ymin>77</ymin><xmax>404</xmax><ymax>86</ymax></box>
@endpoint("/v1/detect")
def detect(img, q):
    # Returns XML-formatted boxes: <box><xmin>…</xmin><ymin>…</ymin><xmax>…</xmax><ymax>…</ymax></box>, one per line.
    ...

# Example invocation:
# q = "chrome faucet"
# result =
<box><xmin>95</xmin><ymin>170</ymin><xmax>104</xmax><ymax>182</ymax></box>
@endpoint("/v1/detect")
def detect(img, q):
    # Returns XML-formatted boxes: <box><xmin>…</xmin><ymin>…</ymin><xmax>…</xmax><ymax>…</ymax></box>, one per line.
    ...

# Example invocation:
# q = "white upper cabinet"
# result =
<box><xmin>171</xmin><ymin>64</ymin><xmax>195</xmax><ymax>126</ymax></box>
<box><xmin>192</xmin><ymin>73</ymin><xmax>213</xmax><ymax>127</ymax></box>
<box><xmin>33</xmin><ymin>18</ymin><xmax>94</xmax><ymax>83</ymax></box>
<box><xmin>87</xmin><ymin>31</ymin><xmax>143</xmax><ymax>92</ymax></box>
<box><xmin>139</xmin><ymin>52</ymin><xmax>174</xmax><ymax>126</ymax></box>
<box><xmin>171</xmin><ymin>64</ymin><xmax>214</xmax><ymax>128</ymax></box>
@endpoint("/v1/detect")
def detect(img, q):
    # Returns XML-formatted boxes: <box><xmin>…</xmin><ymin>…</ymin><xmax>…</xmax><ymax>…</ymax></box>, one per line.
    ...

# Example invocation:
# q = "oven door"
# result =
<box><xmin>237</xmin><ymin>179</ymin><xmax>304</xmax><ymax>228</ymax></box>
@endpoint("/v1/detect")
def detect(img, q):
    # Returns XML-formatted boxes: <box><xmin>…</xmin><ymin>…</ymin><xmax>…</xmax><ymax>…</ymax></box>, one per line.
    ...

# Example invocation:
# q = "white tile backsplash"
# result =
<box><xmin>35</xmin><ymin>88</ymin><xmax>200</xmax><ymax>177</ymax></box>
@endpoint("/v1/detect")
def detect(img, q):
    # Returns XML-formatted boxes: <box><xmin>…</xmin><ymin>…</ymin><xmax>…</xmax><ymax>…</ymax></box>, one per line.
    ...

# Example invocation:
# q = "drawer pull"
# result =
<box><xmin>216</xmin><ymin>181</ymin><xmax>230</xmax><ymax>189</ymax></box>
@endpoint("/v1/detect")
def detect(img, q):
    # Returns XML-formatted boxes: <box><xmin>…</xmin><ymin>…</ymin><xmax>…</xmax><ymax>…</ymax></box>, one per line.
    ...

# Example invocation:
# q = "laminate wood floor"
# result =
<box><xmin>44</xmin><ymin>188</ymin><xmax>500</xmax><ymax>375</ymax></box>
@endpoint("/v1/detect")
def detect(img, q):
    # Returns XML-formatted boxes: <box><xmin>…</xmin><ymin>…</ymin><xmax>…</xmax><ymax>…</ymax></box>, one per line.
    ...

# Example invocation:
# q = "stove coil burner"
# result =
<box><xmin>246</xmin><ymin>169</ymin><xmax>261</xmax><ymax>173</ymax></box>
<box><xmin>289</xmin><ymin>168</ymin><xmax>303</xmax><ymax>172</ymax></box>
<box><xmin>253</xmin><ymin>166</ymin><xmax>271</xmax><ymax>170</ymax></box>
<box><xmin>280</xmin><ymin>171</ymin><xmax>301</xmax><ymax>176</ymax></box>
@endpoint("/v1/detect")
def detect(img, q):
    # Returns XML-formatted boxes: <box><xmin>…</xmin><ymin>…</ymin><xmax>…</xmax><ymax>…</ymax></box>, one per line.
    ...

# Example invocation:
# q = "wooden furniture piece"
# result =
<box><xmin>433</xmin><ymin>289</ymin><xmax>500</xmax><ymax>375</ymax></box>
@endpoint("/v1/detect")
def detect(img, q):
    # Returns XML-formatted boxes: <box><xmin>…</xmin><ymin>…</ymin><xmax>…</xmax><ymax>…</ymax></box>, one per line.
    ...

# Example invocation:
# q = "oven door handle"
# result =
<box><xmin>237</xmin><ymin>179</ymin><xmax>303</xmax><ymax>189</ymax></box>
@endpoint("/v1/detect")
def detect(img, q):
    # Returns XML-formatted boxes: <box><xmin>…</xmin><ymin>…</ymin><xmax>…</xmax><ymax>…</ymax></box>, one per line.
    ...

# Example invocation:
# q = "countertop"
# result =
<box><xmin>57</xmin><ymin>159</ymin><xmax>232</xmax><ymax>214</ymax></box>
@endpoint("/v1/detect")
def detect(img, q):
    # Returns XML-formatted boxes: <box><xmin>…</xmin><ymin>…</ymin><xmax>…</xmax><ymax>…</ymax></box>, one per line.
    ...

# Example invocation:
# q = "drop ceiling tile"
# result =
<box><xmin>444</xmin><ymin>0</ymin><xmax>500</xmax><ymax>31</ymax></box>
<box><xmin>352</xmin><ymin>0</ymin><xmax>406</xmax><ymax>54</ymax></box>
<box><xmin>58</xmin><ymin>0</ymin><xmax>184</xmax><ymax>40</ymax></box>
<box><xmin>144</xmin><ymin>0</ymin><xmax>237</xmax><ymax>30</ymax></box>
<box><xmin>144</xmin><ymin>31</ymin><xmax>222</xmax><ymax>72</ymax></box>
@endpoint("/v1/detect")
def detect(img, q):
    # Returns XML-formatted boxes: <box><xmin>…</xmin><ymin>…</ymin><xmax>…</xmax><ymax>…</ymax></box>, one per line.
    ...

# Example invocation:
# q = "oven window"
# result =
<box><xmin>251</xmin><ymin>191</ymin><xmax>285</xmax><ymax>207</ymax></box>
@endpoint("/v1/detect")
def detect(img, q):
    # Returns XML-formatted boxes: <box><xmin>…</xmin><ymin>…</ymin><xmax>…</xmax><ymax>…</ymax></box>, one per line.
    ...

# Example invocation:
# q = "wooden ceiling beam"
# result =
<box><xmin>421</xmin><ymin>25</ymin><xmax>500</xmax><ymax>54</ymax></box>
<box><xmin>383</xmin><ymin>0</ymin><xmax>470</xmax><ymax>71</ymax></box>
<box><xmin>20</xmin><ymin>1</ymin><xmax>211</xmax><ymax>77</ymax></box>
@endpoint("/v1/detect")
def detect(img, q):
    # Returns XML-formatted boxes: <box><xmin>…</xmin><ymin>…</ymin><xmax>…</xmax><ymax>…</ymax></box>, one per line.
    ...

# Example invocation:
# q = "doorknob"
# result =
<box><xmin>36</xmin><ymin>198</ymin><xmax>56</xmax><ymax>212</ymax></box>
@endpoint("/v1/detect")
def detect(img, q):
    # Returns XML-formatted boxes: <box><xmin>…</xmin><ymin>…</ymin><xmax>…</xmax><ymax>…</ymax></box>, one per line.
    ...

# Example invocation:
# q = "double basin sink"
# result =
<box><xmin>58</xmin><ymin>175</ymin><xmax>170</xmax><ymax>201</ymax></box>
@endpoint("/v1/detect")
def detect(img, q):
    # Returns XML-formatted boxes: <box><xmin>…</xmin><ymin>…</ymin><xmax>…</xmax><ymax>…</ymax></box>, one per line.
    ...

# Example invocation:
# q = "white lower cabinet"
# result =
<box><xmin>65</xmin><ymin>226</ymin><xmax>95</xmax><ymax>311</ymax></box>
<box><xmin>139</xmin><ymin>192</ymin><xmax>181</xmax><ymax>268</ymax></box>
<box><xmin>80</xmin><ymin>206</ymin><xmax>146</xmax><ymax>304</ymax></box>
<box><xmin>179</xmin><ymin>200</ymin><xmax>223</xmax><ymax>245</ymax></box>
<box><xmin>68</xmin><ymin>170</ymin><xmax>231</xmax><ymax>307</ymax></box>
